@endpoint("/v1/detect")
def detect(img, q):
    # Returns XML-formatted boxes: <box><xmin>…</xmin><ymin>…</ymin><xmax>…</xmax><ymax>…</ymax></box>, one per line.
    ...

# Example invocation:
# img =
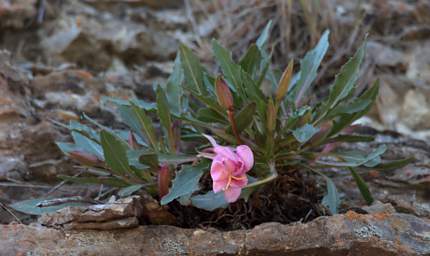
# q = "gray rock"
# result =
<box><xmin>1</xmin><ymin>211</ymin><xmax>429</xmax><ymax>255</ymax></box>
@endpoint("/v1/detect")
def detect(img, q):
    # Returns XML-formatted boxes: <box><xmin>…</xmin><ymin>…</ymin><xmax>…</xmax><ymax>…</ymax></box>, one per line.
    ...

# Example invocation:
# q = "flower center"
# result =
<box><xmin>224</xmin><ymin>174</ymin><xmax>246</xmax><ymax>190</ymax></box>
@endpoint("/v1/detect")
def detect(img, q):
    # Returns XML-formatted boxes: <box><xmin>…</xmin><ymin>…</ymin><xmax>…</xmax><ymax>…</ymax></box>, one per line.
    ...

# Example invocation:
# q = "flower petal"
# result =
<box><xmin>224</xmin><ymin>187</ymin><xmax>242</xmax><ymax>203</ymax></box>
<box><xmin>210</xmin><ymin>160</ymin><xmax>229</xmax><ymax>181</ymax></box>
<box><xmin>215</xmin><ymin>145</ymin><xmax>238</xmax><ymax>162</ymax></box>
<box><xmin>236</xmin><ymin>145</ymin><xmax>254</xmax><ymax>171</ymax></box>
<box><xmin>230</xmin><ymin>175</ymin><xmax>248</xmax><ymax>188</ymax></box>
<box><xmin>213</xmin><ymin>180</ymin><xmax>226</xmax><ymax>193</ymax></box>
<box><xmin>203</xmin><ymin>134</ymin><xmax>218</xmax><ymax>147</ymax></box>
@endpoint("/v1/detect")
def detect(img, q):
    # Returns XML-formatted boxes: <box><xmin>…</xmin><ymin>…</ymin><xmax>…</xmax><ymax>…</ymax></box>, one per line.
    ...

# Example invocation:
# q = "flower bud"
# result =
<box><xmin>276</xmin><ymin>59</ymin><xmax>294</xmax><ymax>102</ymax></box>
<box><xmin>215</xmin><ymin>77</ymin><xmax>234</xmax><ymax>110</ymax></box>
<box><xmin>158</xmin><ymin>164</ymin><xmax>171</xmax><ymax>199</ymax></box>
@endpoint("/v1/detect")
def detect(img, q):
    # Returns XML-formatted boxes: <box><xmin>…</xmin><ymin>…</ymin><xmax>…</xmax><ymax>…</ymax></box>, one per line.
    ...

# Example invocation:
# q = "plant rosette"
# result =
<box><xmin>11</xmin><ymin>21</ymin><xmax>411</xmax><ymax>223</ymax></box>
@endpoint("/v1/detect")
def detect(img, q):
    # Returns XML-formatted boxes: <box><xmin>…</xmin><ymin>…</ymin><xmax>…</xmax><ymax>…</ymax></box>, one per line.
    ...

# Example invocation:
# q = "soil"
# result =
<box><xmin>169</xmin><ymin>172</ymin><xmax>323</xmax><ymax>230</ymax></box>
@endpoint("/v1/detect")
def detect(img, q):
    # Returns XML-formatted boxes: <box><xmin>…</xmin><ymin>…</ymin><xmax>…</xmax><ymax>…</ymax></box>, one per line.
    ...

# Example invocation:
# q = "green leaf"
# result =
<box><xmin>127</xmin><ymin>149</ymin><xmax>150</xmax><ymax>169</ymax></box>
<box><xmin>239</xmin><ymin>44</ymin><xmax>262</xmax><ymax>75</ymax></box>
<box><xmin>118</xmin><ymin>184</ymin><xmax>144</xmax><ymax>197</ymax></box>
<box><xmin>179</xmin><ymin>44</ymin><xmax>206</xmax><ymax>94</ymax></box>
<box><xmin>327</xmin><ymin>134</ymin><xmax>374</xmax><ymax>143</ymax></box>
<box><xmin>321</xmin><ymin>177</ymin><xmax>340</xmax><ymax>214</ymax></box>
<box><xmin>212</xmin><ymin>39</ymin><xmax>244</xmax><ymax>97</ymax></box>
<box><xmin>9</xmin><ymin>198</ymin><xmax>90</xmax><ymax>216</ymax></box>
<box><xmin>233</xmin><ymin>102</ymin><xmax>256</xmax><ymax>132</ymax></box>
<box><xmin>329</xmin><ymin>80</ymin><xmax>379</xmax><ymax>136</ymax></box>
<box><xmin>349</xmin><ymin>168</ymin><xmax>373</xmax><ymax>205</ymax></box>
<box><xmin>373</xmin><ymin>157</ymin><xmax>414</xmax><ymax>171</ymax></box>
<box><xmin>102</xmin><ymin>97</ymin><xmax>157</xmax><ymax>111</ymax></box>
<box><xmin>100</xmin><ymin>130</ymin><xmax>133</xmax><ymax>176</ymax></box>
<box><xmin>58</xmin><ymin>175</ymin><xmax>130</xmax><ymax>187</ymax></box>
<box><xmin>191</xmin><ymin>191</ymin><xmax>228</xmax><ymax>211</ymax></box>
<box><xmin>160</xmin><ymin>162</ymin><xmax>207</xmax><ymax>205</ymax></box>
<box><xmin>156</xmin><ymin>86</ymin><xmax>175</xmax><ymax>152</ymax></box>
<box><xmin>130</xmin><ymin>103</ymin><xmax>158</xmax><ymax>151</ymax></box>
<box><xmin>191</xmin><ymin>91</ymin><xmax>226</xmax><ymax>117</ymax></box>
<box><xmin>158</xmin><ymin>153</ymin><xmax>197</xmax><ymax>165</ymax></box>
<box><xmin>164</xmin><ymin>53</ymin><xmax>185</xmax><ymax>116</ymax></box>
<box><xmin>292</xmin><ymin>124</ymin><xmax>320</xmax><ymax>143</ymax></box>
<box><xmin>256</xmin><ymin>20</ymin><xmax>272</xmax><ymax>49</ymax></box>
<box><xmin>291</xmin><ymin>30</ymin><xmax>330</xmax><ymax>105</ymax></box>
<box><xmin>130</xmin><ymin>150</ymin><xmax>159</xmax><ymax>168</ymax></box>
<box><xmin>71</xmin><ymin>132</ymin><xmax>104</xmax><ymax>160</ymax></box>
<box><xmin>117</xmin><ymin>105</ymin><xmax>148</xmax><ymax>145</ymax></box>
<box><xmin>317</xmin><ymin>145</ymin><xmax>387</xmax><ymax>167</ymax></box>
<box><xmin>326</xmin><ymin>99</ymin><xmax>372</xmax><ymax>118</ymax></box>
<box><xmin>197</xmin><ymin>108</ymin><xmax>227</xmax><ymax>123</ymax></box>
<box><xmin>69</xmin><ymin>121</ymin><xmax>100</xmax><ymax>141</ymax></box>
<box><xmin>56</xmin><ymin>142</ymin><xmax>81</xmax><ymax>154</ymax></box>
<box><xmin>326</xmin><ymin>41</ymin><xmax>366</xmax><ymax>109</ymax></box>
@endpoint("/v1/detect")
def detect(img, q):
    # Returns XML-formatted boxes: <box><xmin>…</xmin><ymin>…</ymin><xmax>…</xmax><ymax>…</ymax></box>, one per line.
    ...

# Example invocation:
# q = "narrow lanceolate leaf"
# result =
<box><xmin>118</xmin><ymin>184</ymin><xmax>144</xmax><ymax>198</ymax></box>
<box><xmin>291</xmin><ymin>30</ymin><xmax>330</xmax><ymax>105</ymax></box>
<box><xmin>276</xmin><ymin>59</ymin><xmax>294</xmax><ymax>102</ymax></box>
<box><xmin>56</xmin><ymin>142</ymin><xmax>81</xmax><ymax>155</ymax></box>
<box><xmin>321</xmin><ymin>176</ymin><xmax>340</xmax><ymax>214</ymax></box>
<box><xmin>292</xmin><ymin>124</ymin><xmax>320</xmax><ymax>143</ymax></box>
<box><xmin>239</xmin><ymin>44</ymin><xmax>262</xmax><ymax>75</ymax></box>
<box><xmin>58</xmin><ymin>175</ymin><xmax>130</xmax><ymax>187</ymax></box>
<box><xmin>212</xmin><ymin>39</ymin><xmax>243</xmax><ymax>96</ymax></box>
<box><xmin>160</xmin><ymin>163</ymin><xmax>207</xmax><ymax>205</ymax></box>
<box><xmin>130</xmin><ymin>103</ymin><xmax>158</xmax><ymax>151</ymax></box>
<box><xmin>69</xmin><ymin>121</ymin><xmax>100</xmax><ymax>142</ymax></box>
<box><xmin>233</xmin><ymin>102</ymin><xmax>256</xmax><ymax>133</ymax></box>
<box><xmin>118</xmin><ymin>105</ymin><xmax>147</xmax><ymax>144</ymax></box>
<box><xmin>373</xmin><ymin>157</ymin><xmax>414</xmax><ymax>171</ymax></box>
<box><xmin>266</xmin><ymin>98</ymin><xmax>276</xmax><ymax>134</ymax></box>
<box><xmin>349</xmin><ymin>168</ymin><xmax>374</xmax><ymax>205</ymax></box>
<box><xmin>190</xmin><ymin>191</ymin><xmax>228</xmax><ymax>211</ymax></box>
<box><xmin>179</xmin><ymin>44</ymin><xmax>206</xmax><ymax>94</ymax></box>
<box><xmin>329</xmin><ymin>80</ymin><xmax>379</xmax><ymax>136</ymax></box>
<box><xmin>317</xmin><ymin>145</ymin><xmax>387</xmax><ymax>167</ymax></box>
<box><xmin>256</xmin><ymin>20</ymin><xmax>273</xmax><ymax>48</ymax></box>
<box><xmin>327</xmin><ymin>41</ymin><xmax>366</xmax><ymax>110</ymax></box>
<box><xmin>71</xmin><ymin>131</ymin><xmax>104</xmax><ymax>160</ymax></box>
<box><xmin>100</xmin><ymin>130</ymin><xmax>133</xmax><ymax>176</ymax></box>
<box><xmin>10</xmin><ymin>198</ymin><xmax>90</xmax><ymax>216</ymax></box>
<box><xmin>156</xmin><ymin>86</ymin><xmax>175</xmax><ymax>152</ymax></box>
<box><xmin>164</xmin><ymin>53</ymin><xmax>185</xmax><ymax>116</ymax></box>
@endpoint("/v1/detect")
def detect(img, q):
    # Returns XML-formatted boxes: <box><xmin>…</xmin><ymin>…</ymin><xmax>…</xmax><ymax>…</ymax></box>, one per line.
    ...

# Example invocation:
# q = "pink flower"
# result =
<box><xmin>203</xmin><ymin>135</ymin><xmax>254</xmax><ymax>203</ymax></box>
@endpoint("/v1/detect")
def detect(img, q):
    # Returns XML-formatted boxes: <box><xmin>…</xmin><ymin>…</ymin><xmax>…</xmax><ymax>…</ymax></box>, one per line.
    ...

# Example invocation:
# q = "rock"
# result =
<box><xmin>362</xmin><ymin>202</ymin><xmax>396</xmax><ymax>215</ymax></box>
<box><xmin>0</xmin><ymin>0</ymin><xmax>37</xmax><ymax>29</ymax></box>
<box><xmin>1</xmin><ymin>211</ymin><xmax>429</xmax><ymax>255</ymax></box>
<box><xmin>38</xmin><ymin>195</ymin><xmax>175</xmax><ymax>230</ymax></box>
<box><xmin>367</xmin><ymin>41</ymin><xmax>405</xmax><ymax>67</ymax></box>
<box><xmin>39</xmin><ymin>196</ymin><xmax>143</xmax><ymax>230</ymax></box>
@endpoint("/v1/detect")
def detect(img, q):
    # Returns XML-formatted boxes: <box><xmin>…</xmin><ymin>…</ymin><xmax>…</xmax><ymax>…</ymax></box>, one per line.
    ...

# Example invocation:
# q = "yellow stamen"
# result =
<box><xmin>231</xmin><ymin>175</ymin><xmax>246</xmax><ymax>181</ymax></box>
<box><xmin>224</xmin><ymin>175</ymin><xmax>232</xmax><ymax>190</ymax></box>
<box><xmin>224</xmin><ymin>175</ymin><xmax>246</xmax><ymax>190</ymax></box>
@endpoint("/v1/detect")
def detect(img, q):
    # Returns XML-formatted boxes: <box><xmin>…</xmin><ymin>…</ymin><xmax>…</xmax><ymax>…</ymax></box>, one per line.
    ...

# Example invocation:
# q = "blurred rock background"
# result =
<box><xmin>0</xmin><ymin>0</ymin><xmax>429</xmax><ymax>223</ymax></box>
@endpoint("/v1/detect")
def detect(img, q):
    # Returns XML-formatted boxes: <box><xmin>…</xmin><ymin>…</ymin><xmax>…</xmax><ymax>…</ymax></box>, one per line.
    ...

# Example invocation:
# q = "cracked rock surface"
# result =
<box><xmin>1</xmin><ymin>210</ymin><xmax>429</xmax><ymax>256</ymax></box>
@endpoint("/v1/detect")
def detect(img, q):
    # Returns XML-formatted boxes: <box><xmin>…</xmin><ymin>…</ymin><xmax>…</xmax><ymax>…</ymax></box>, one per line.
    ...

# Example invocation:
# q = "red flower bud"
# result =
<box><xmin>158</xmin><ymin>164</ymin><xmax>171</xmax><ymax>199</ymax></box>
<box><xmin>215</xmin><ymin>77</ymin><xmax>234</xmax><ymax>110</ymax></box>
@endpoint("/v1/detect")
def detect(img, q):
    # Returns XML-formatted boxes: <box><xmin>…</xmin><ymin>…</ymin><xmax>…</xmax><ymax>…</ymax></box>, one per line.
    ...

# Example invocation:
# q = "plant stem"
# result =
<box><xmin>244</xmin><ymin>163</ymin><xmax>278</xmax><ymax>189</ymax></box>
